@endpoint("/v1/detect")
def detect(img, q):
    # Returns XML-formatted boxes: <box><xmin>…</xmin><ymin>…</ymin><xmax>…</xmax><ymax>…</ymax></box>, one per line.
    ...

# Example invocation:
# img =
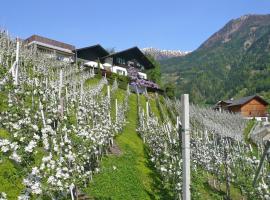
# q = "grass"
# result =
<box><xmin>0</xmin><ymin>156</ymin><xmax>24</xmax><ymax>199</ymax></box>
<box><xmin>149</xmin><ymin>97</ymin><xmax>161</xmax><ymax>121</ymax></box>
<box><xmin>110</xmin><ymin>88</ymin><xmax>126</xmax><ymax>121</ymax></box>
<box><xmin>85</xmin><ymin>93</ymin><xmax>171</xmax><ymax>199</ymax></box>
<box><xmin>192</xmin><ymin>168</ymin><xmax>246</xmax><ymax>200</ymax></box>
<box><xmin>85</xmin><ymin>77</ymin><xmax>102</xmax><ymax>87</ymax></box>
<box><xmin>158</xmin><ymin>96</ymin><xmax>171</xmax><ymax>122</ymax></box>
<box><xmin>243</xmin><ymin>119</ymin><xmax>256</xmax><ymax>145</ymax></box>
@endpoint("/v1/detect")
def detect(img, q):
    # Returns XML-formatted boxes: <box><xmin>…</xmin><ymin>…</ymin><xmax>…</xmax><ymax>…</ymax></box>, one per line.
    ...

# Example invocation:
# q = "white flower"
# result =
<box><xmin>13</xmin><ymin>123</ymin><xmax>20</xmax><ymax>130</ymax></box>
<box><xmin>32</xmin><ymin>125</ymin><xmax>39</xmax><ymax>131</ymax></box>
<box><xmin>42</xmin><ymin>154</ymin><xmax>52</xmax><ymax>163</ymax></box>
<box><xmin>31</xmin><ymin>182</ymin><xmax>42</xmax><ymax>194</ymax></box>
<box><xmin>9</xmin><ymin>151</ymin><xmax>21</xmax><ymax>163</ymax></box>
<box><xmin>160</xmin><ymin>166</ymin><xmax>167</xmax><ymax>172</ymax></box>
<box><xmin>23</xmin><ymin>178</ymin><xmax>30</xmax><ymax>185</ymax></box>
<box><xmin>47</xmin><ymin>176</ymin><xmax>56</xmax><ymax>184</ymax></box>
<box><xmin>57</xmin><ymin>180</ymin><xmax>62</xmax><ymax>187</ymax></box>
<box><xmin>1</xmin><ymin>146</ymin><xmax>9</xmax><ymax>153</ymax></box>
<box><xmin>25</xmin><ymin>140</ymin><xmax>37</xmax><ymax>153</ymax></box>
<box><xmin>31</xmin><ymin>167</ymin><xmax>39</xmax><ymax>175</ymax></box>
<box><xmin>33</xmin><ymin>134</ymin><xmax>40</xmax><ymax>140</ymax></box>
<box><xmin>0</xmin><ymin>192</ymin><xmax>7</xmax><ymax>200</ymax></box>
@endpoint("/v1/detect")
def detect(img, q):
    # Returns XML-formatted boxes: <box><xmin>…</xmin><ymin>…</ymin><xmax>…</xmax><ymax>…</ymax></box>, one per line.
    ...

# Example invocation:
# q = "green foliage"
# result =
<box><xmin>0</xmin><ymin>129</ymin><xmax>9</xmax><ymax>139</ymax></box>
<box><xmin>164</xmin><ymin>82</ymin><xmax>176</xmax><ymax>99</ymax></box>
<box><xmin>145</xmin><ymin>54</ymin><xmax>162</xmax><ymax>85</ymax></box>
<box><xmin>108</xmin><ymin>73</ymin><xmax>131</xmax><ymax>90</ymax></box>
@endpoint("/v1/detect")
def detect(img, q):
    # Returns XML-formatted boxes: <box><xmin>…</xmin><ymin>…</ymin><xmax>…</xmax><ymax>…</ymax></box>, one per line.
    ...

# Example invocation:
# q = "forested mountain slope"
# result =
<box><xmin>160</xmin><ymin>14</ymin><xmax>270</xmax><ymax>104</ymax></box>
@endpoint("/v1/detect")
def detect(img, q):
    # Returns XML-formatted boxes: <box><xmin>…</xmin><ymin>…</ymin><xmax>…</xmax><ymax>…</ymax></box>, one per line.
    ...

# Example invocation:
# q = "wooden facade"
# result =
<box><xmin>235</xmin><ymin>99</ymin><xmax>267</xmax><ymax>117</ymax></box>
<box><xmin>215</xmin><ymin>95</ymin><xmax>269</xmax><ymax>118</ymax></box>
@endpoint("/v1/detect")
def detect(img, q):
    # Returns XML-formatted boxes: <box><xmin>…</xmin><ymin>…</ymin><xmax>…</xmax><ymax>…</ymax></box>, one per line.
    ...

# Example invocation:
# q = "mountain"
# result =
<box><xmin>142</xmin><ymin>47</ymin><xmax>189</xmax><ymax>60</ymax></box>
<box><xmin>160</xmin><ymin>14</ymin><xmax>270</xmax><ymax>104</ymax></box>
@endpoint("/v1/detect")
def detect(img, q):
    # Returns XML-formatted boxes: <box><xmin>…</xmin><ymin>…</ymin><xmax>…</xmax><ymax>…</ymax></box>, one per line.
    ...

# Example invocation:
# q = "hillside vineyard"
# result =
<box><xmin>0</xmin><ymin>31</ymin><xmax>269</xmax><ymax>199</ymax></box>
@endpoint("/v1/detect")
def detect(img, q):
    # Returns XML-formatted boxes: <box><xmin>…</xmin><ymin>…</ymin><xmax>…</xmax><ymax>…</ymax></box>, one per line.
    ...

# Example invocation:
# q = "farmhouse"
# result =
<box><xmin>76</xmin><ymin>45</ymin><xmax>160</xmax><ymax>93</ymax></box>
<box><xmin>100</xmin><ymin>47</ymin><xmax>160</xmax><ymax>93</ymax></box>
<box><xmin>214</xmin><ymin>95</ymin><xmax>269</xmax><ymax>121</ymax></box>
<box><xmin>24</xmin><ymin>35</ymin><xmax>75</xmax><ymax>62</ymax></box>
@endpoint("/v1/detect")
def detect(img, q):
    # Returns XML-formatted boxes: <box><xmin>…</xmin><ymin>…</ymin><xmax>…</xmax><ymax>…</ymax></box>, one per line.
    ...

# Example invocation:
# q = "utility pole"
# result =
<box><xmin>181</xmin><ymin>94</ymin><xmax>190</xmax><ymax>200</ymax></box>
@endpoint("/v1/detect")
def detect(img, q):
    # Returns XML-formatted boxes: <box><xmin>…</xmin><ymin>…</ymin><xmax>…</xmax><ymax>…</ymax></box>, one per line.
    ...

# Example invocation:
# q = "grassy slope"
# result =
<box><xmin>85</xmin><ymin>93</ymin><xmax>169</xmax><ymax>199</ymax></box>
<box><xmin>0</xmin><ymin>92</ymin><xmax>25</xmax><ymax>199</ymax></box>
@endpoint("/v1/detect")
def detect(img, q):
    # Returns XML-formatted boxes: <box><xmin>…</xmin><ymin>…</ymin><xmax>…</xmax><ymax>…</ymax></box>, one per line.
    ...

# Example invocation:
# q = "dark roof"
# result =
<box><xmin>75</xmin><ymin>44</ymin><xmax>109</xmax><ymax>61</ymax></box>
<box><xmin>24</xmin><ymin>35</ymin><xmax>75</xmax><ymax>51</ymax></box>
<box><xmin>224</xmin><ymin>100</ymin><xmax>234</xmax><ymax>104</ymax></box>
<box><xmin>213</xmin><ymin>100</ymin><xmax>232</xmax><ymax>108</ymax></box>
<box><xmin>101</xmin><ymin>46</ymin><xmax>155</xmax><ymax>69</ymax></box>
<box><xmin>227</xmin><ymin>95</ymin><xmax>269</xmax><ymax>107</ymax></box>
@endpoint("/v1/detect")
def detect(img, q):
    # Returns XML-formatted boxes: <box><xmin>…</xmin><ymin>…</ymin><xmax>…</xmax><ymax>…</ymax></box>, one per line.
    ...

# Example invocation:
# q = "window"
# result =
<box><xmin>116</xmin><ymin>69</ymin><xmax>125</xmax><ymax>75</ymax></box>
<box><xmin>116</xmin><ymin>57</ymin><xmax>125</xmax><ymax>65</ymax></box>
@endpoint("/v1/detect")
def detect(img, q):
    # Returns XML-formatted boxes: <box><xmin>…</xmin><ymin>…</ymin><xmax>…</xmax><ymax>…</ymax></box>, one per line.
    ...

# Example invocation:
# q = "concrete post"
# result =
<box><xmin>59</xmin><ymin>69</ymin><xmax>63</xmax><ymax>99</ymax></box>
<box><xmin>181</xmin><ymin>94</ymin><xmax>190</xmax><ymax>200</ymax></box>
<box><xmin>176</xmin><ymin>116</ymin><xmax>180</xmax><ymax>129</ymax></box>
<box><xmin>115</xmin><ymin>99</ymin><xmax>118</xmax><ymax>123</ymax></box>
<box><xmin>80</xmin><ymin>80</ymin><xmax>83</xmax><ymax>102</ymax></box>
<box><xmin>14</xmin><ymin>39</ymin><xmax>19</xmax><ymax>85</ymax></box>
<box><xmin>146</xmin><ymin>101</ymin><xmax>149</xmax><ymax>119</ymax></box>
<box><xmin>107</xmin><ymin>85</ymin><xmax>110</xmax><ymax>99</ymax></box>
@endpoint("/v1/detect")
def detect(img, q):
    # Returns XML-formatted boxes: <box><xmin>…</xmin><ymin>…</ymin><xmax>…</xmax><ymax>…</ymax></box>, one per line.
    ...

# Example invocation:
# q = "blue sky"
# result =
<box><xmin>0</xmin><ymin>0</ymin><xmax>270</xmax><ymax>51</ymax></box>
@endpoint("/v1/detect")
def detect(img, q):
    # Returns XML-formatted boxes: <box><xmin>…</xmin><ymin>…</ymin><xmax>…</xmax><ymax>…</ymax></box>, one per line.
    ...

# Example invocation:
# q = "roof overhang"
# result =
<box><xmin>101</xmin><ymin>47</ymin><xmax>155</xmax><ymax>69</ymax></box>
<box><xmin>75</xmin><ymin>44</ymin><xmax>109</xmax><ymax>61</ymax></box>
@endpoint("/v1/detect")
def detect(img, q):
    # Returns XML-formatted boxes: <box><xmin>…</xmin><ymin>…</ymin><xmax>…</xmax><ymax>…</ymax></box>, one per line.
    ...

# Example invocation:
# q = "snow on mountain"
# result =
<box><xmin>142</xmin><ymin>47</ymin><xmax>190</xmax><ymax>60</ymax></box>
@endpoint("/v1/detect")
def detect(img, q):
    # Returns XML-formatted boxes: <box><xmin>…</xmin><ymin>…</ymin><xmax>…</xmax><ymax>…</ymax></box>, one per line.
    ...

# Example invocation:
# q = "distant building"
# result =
<box><xmin>24</xmin><ymin>35</ymin><xmax>75</xmax><ymax>62</ymax></box>
<box><xmin>214</xmin><ymin>95</ymin><xmax>269</xmax><ymax>121</ymax></box>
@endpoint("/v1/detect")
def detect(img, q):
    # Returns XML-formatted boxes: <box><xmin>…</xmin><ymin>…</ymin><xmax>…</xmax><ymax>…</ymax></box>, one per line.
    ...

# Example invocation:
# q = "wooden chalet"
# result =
<box><xmin>214</xmin><ymin>95</ymin><xmax>269</xmax><ymax>120</ymax></box>
<box><xmin>101</xmin><ymin>46</ymin><xmax>155</xmax><ymax>70</ymax></box>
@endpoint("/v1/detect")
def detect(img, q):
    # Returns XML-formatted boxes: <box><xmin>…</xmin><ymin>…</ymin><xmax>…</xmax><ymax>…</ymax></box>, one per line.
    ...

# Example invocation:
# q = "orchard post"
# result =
<box><xmin>14</xmin><ymin>38</ymin><xmax>20</xmax><ymax>85</ymax></box>
<box><xmin>181</xmin><ymin>94</ymin><xmax>190</xmax><ymax>200</ymax></box>
<box><xmin>59</xmin><ymin>68</ymin><xmax>63</xmax><ymax>99</ymax></box>
<box><xmin>146</xmin><ymin>101</ymin><xmax>149</xmax><ymax>119</ymax></box>
<box><xmin>107</xmin><ymin>85</ymin><xmax>110</xmax><ymax>99</ymax></box>
<box><xmin>115</xmin><ymin>99</ymin><xmax>118</xmax><ymax>123</ymax></box>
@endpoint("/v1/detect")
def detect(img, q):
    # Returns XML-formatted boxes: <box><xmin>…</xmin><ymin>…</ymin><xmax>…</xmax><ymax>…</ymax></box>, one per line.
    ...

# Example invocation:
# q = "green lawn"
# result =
<box><xmin>0</xmin><ymin>129</ymin><xmax>24</xmax><ymax>200</ymax></box>
<box><xmin>85</xmin><ymin>94</ymin><xmax>171</xmax><ymax>200</ymax></box>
